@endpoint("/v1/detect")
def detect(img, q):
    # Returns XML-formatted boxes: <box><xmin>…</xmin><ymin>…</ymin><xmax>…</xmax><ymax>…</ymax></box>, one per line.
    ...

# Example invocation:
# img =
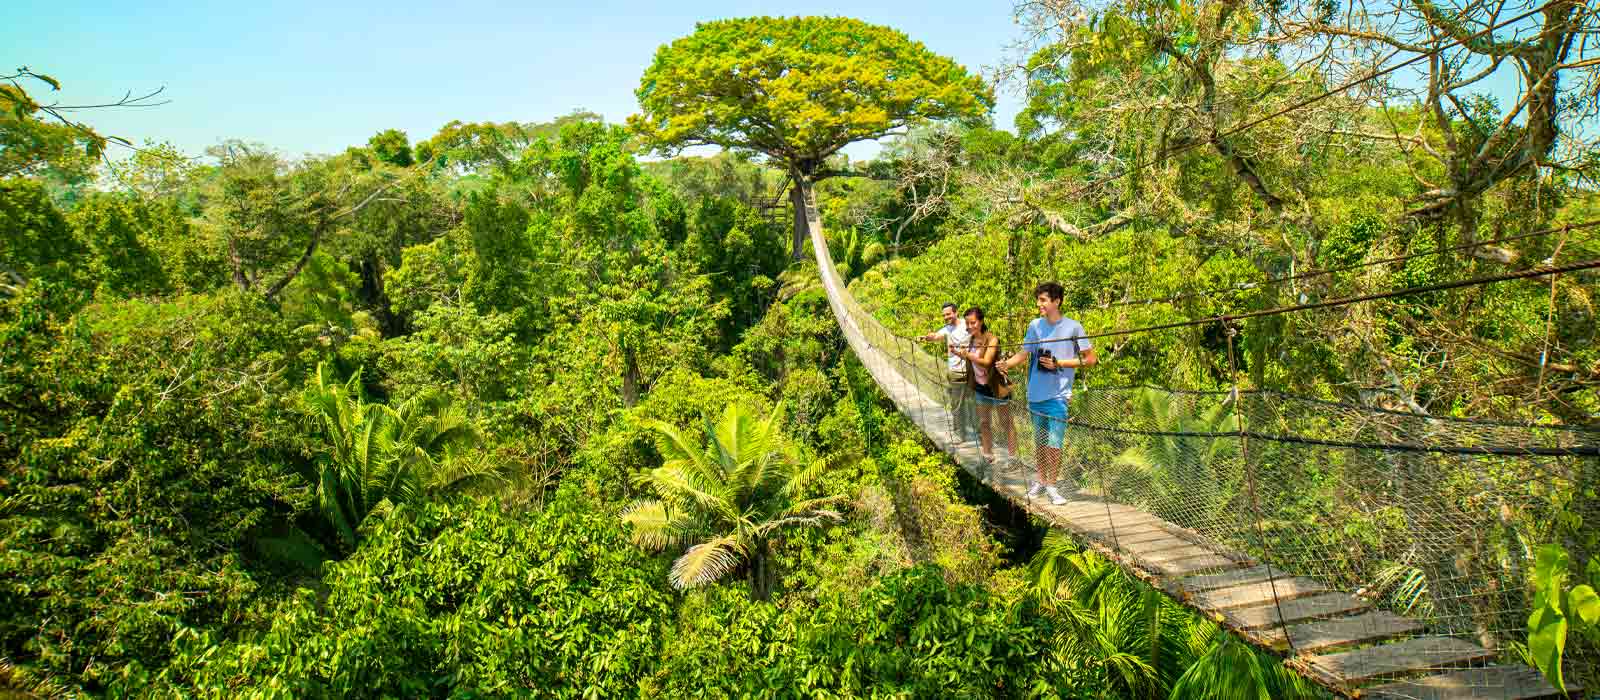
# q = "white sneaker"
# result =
<box><xmin>1026</xmin><ymin>482</ymin><xmax>1045</xmax><ymax>498</ymax></box>
<box><xmin>1047</xmin><ymin>487</ymin><xmax>1068</xmax><ymax>505</ymax></box>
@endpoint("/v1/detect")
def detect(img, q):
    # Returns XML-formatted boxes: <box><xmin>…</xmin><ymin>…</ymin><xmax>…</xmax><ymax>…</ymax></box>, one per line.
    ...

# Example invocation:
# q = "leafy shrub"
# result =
<box><xmin>0</xmin><ymin>291</ymin><xmax>314</xmax><ymax>692</ymax></box>
<box><xmin>164</xmin><ymin>495</ymin><xmax>673</xmax><ymax>698</ymax></box>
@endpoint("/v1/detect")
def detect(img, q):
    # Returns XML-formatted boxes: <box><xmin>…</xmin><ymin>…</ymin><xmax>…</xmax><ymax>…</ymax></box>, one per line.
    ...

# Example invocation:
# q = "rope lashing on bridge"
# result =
<box><xmin>805</xmin><ymin>211</ymin><xmax>1598</xmax><ymax>697</ymax></box>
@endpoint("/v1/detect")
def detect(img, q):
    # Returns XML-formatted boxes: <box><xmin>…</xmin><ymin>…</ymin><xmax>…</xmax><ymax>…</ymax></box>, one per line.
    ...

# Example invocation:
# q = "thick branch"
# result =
<box><xmin>263</xmin><ymin>178</ymin><xmax>399</xmax><ymax>300</ymax></box>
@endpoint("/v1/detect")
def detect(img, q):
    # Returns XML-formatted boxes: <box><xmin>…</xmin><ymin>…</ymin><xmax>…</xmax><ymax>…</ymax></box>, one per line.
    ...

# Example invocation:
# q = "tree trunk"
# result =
<box><xmin>749</xmin><ymin>541</ymin><xmax>773</xmax><ymax>602</ymax></box>
<box><xmin>264</xmin><ymin>216</ymin><xmax>327</xmax><ymax>301</ymax></box>
<box><xmin>621</xmin><ymin>344</ymin><xmax>641</xmax><ymax>408</ymax></box>
<box><xmin>358</xmin><ymin>255</ymin><xmax>403</xmax><ymax>336</ymax></box>
<box><xmin>788</xmin><ymin>173</ymin><xmax>822</xmax><ymax>261</ymax></box>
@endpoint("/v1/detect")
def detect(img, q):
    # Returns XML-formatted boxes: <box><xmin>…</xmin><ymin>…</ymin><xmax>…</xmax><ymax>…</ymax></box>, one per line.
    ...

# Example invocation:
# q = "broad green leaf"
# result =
<box><xmin>1570</xmin><ymin>585</ymin><xmax>1600</xmax><ymax>626</ymax></box>
<box><xmin>1527</xmin><ymin>602</ymin><xmax>1567</xmax><ymax>691</ymax></box>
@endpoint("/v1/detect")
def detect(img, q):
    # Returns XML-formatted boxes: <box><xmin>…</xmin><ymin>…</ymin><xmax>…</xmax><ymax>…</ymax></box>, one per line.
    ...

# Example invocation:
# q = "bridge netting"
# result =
<box><xmin>805</xmin><ymin>219</ymin><xmax>1599</xmax><ymax>697</ymax></box>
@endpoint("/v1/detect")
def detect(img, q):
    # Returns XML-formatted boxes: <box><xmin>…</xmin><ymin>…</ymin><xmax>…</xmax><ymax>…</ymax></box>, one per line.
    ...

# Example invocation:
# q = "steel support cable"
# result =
<box><xmin>842</xmin><ymin>270</ymin><xmax>1600</xmax><ymax>454</ymax></box>
<box><xmin>1534</xmin><ymin>226</ymin><xmax>1574</xmax><ymax>404</ymax></box>
<box><xmin>913</xmin><ymin>220</ymin><xmax>1598</xmax><ymax>331</ymax></box>
<box><xmin>1040</xmin><ymin>0</ymin><xmax>1569</xmax><ymax>206</ymax></box>
<box><xmin>853</xmin><ymin>256</ymin><xmax>1600</xmax><ymax>456</ymax></box>
<box><xmin>870</xmin><ymin>0</ymin><xmax>1573</xmax><ymax>270</ymax></box>
<box><xmin>1103</xmin><ymin>224</ymin><xmax>1591</xmax><ymax>310</ymax></box>
<box><xmin>938</xmin><ymin>254</ymin><xmax>1600</xmax><ymax>350</ymax></box>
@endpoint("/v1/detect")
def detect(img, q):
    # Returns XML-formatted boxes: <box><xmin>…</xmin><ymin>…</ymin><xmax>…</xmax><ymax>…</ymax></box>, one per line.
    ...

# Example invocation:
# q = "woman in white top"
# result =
<box><xmin>955</xmin><ymin>307</ymin><xmax>1016</xmax><ymax>465</ymax></box>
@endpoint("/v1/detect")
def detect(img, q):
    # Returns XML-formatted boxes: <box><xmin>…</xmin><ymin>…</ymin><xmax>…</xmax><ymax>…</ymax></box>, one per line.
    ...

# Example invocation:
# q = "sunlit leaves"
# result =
<box><xmin>1528</xmin><ymin>543</ymin><xmax>1600</xmax><ymax>691</ymax></box>
<box><xmin>624</xmin><ymin>402</ymin><xmax>843</xmax><ymax>597</ymax></box>
<box><xmin>630</xmin><ymin>16</ymin><xmax>993</xmax><ymax>167</ymax></box>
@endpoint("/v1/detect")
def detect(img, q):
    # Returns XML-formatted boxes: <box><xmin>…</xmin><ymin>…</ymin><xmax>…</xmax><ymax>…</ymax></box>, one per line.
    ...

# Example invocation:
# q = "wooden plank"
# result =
<box><xmin>1180</xmin><ymin>564</ymin><xmax>1285</xmax><ymax>592</ymax></box>
<box><xmin>1364</xmin><ymin>666</ymin><xmax>1570</xmax><ymax>700</ymax></box>
<box><xmin>1112</xmin><ymin>528</ymin><xmax>1186</xmax><ymax>545</ymax></box>
<box><xmin>1190</xmin><ymin>577</ymin><xmax>1328</xmax><ymax>611</ymax></box>
<box><xmin>1224</xmin><ymin>592</ymin><xmax>1369</xmax><ymax>630</ymax></box>
<box><xmin>1151</xmin><ymin>553</ymin><xmax>1245</xmax><ymax>577</ymax></box>
<box><xmin>1261</xmin><ymin>610</ymin><xmax>1423</xmax><ymax>654</ymax></box>
<box><xmin>1052</xmin><ymin>501</ymin><xmax>1146</xmax><ymax>519</ymax></box>
<box><xmin>1121</xmin><ymin>537</ymin><xmax>1202</xmax><ymax>555</ymax></box>
<box><xmin>1143</xmin><ymin>546</ymin><xmax>1224</xmax><ymax>565</ymax></box>
<box><xmin>1064</xmin><ymin>516</ymin><xmax>1170</xmax><ymax>536</ymax></box>
<box><xmin>1301</xmin><ymin>636</ymin><xmax>1493</xmax><ymax>685</ymax></box>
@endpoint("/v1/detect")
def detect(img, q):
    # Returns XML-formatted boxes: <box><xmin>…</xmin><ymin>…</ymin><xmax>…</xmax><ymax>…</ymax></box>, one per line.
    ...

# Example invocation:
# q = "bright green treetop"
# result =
<box><xmin>629</xmin><ymin>16</ymin><xmax>994</xmax><ymax>172</ymax></box>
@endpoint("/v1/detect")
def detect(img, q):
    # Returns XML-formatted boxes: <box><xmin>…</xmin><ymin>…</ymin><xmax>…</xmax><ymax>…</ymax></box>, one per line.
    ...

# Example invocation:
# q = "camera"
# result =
<box><xmin>1039</xmin><ymin>349</ymin><xmax>1056</xmax><ymax>373</ymax></box>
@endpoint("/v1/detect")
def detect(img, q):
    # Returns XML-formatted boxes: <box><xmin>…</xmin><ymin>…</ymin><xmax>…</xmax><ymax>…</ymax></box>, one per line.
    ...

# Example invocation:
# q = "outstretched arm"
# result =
<box><xmin>999</xmin><ymin>349</ymin><xmax>1030</xmax><ymax>372</ymax></box>
<box><xmin>1063</xmin><ymin>347</ymin><xmax>1097</xmax><ymax>369</ymax></box>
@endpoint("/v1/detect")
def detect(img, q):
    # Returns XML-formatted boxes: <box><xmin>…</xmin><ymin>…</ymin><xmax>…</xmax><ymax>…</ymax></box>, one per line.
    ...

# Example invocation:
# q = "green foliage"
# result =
<box><xmin>1527</xmin><ymin>544</ymin><xmax>1600</xmax><ymax>692</ymax></box>
<box><xmin>381</xmin><ymin>303</ymin><xmax>522</xmax><ymax>406</ymax></box>
<box><xmin>365</xmin><ymin>128</ymin><xmax>414</xmax><ymax>168</ymax></box>
<box><xmin>67</xmin><ymin>192</ymin><xmax>172</xmax><ymax>296</ymax></box>
<box><xmin>624</xmin><ymin>403</ymin><xmax>843</xmax><ymax>599</ymax></box>
<box><xmin>632</xmin><ymin>16</ymin><xmax>993</xmax><ymax>165</ymax></box>
<box><xmin>0</xmin><ymin>74</ymin><xmax>102</xmax><ymax>183</ymax></box>
<box><xmin>646</xmin><ymin>566</ymin><xmax>1091</xmax><ymax>697</ymax></box>
<box><xmin>0</xmin><ymin>178</ymin><xmax>85</xmax><ymax>290</ymax></box>
<box><xmin>302</xmin><ymin>363</ymin><xmax>483</xmax><ymax>553</ymax></box>
<box><xmin>1109</xmin><ymin>388</ymin><xmax>1239</xmax><ymax>516</ymax></box>
<box><xmin>0</xmin><ymin>290</ymin><xmax>313</xmax><ymax>692</ymax></box>
<box><xmin>1030</xmin><ymin>533</ymin><xmax>1323</xmax><ymax>699</ymax></box>
<box><xmin>165</xmin><ymin>496</ymin><xmax>674</xmax><ymax>698</ymax></box>
<box><xmin>5</xmin><ymin>13</ymin><xmax>1594</xmax><ymax>695</ymax></box>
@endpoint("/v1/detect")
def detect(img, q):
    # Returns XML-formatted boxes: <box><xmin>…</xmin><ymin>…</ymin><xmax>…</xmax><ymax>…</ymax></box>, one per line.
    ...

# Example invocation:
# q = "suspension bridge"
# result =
<box><xmin>803</xmin><ymin>212</ymin><xmax>1596</xmax><ymax>698</ymax></box>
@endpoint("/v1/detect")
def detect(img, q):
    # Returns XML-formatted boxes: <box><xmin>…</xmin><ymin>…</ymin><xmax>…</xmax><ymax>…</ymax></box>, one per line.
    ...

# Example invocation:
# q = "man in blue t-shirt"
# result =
<box><xmin>999</xmin><ymin>281</ymin><xmax>1097</xmax><ymax>505</ymax></box>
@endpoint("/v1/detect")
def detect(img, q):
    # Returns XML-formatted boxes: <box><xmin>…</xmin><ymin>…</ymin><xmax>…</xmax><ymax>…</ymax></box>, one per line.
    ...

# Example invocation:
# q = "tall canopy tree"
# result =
<box><xmin>630</xmin><ymin>16</ymin><xmax>994</xmax><ymax>259</ymax></box>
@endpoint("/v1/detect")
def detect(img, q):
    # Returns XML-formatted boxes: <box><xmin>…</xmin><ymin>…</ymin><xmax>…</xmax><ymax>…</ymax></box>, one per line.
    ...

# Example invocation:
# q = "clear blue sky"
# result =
<box><xmin>5</xmin><ymin>0</ymin><xmax>1027</xmax><ymax>161</ymax></box>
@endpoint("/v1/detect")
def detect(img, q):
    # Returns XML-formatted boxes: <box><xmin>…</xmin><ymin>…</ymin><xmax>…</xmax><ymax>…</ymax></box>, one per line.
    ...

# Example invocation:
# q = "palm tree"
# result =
<box><xmin>1032</xmin><ymin>531</ymin><xmax>1193</xmax><ymax>698</ymax></box>
<box><xmin>1030</xmin><ymin>532</ymin><xmax>1322</xmax><ymax>699</ymax></box>
<box><xmin>302</xmin><ymin>363</ymin><xmax>484</xmax><ymax>552</ymax></box>
<box><xmin>622</xmin><ymin>402</ymin><xmax>844</xmax><ymax>600</ymax></box>
<box><xmin>1169</xmin><ymin>623</ymin><xmax>1323</xmax><ymax>700</ymax></box>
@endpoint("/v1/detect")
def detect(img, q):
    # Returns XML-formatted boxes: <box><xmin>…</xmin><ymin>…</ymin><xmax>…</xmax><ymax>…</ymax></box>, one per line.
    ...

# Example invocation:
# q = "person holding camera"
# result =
<box><xmin>917</xmin><ymin>302</ymin><xmax>977</xmax><ymax>444</ymax></box>
<box><xmin>998</xmin><ymin>281</ymin><xmax>1097</xmax><ymax>505</ymax></box>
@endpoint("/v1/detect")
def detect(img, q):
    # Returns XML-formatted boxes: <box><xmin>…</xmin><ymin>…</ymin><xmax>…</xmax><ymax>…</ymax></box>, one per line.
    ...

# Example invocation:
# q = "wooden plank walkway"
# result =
<box><xmin>807</xmin><ymin>225</ymin><xmax>1575</xmax><ymax>699</ymax></box>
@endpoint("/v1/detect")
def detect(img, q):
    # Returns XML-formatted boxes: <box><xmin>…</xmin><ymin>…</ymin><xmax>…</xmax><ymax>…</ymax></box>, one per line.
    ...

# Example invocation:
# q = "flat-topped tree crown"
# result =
<box><xmin>629</xmin><ymin>16</ymin><xmax>993</xmax><ymax>258</ymax></box>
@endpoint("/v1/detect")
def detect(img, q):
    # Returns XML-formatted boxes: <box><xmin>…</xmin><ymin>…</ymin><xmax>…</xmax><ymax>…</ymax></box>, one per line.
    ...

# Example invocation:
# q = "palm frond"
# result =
<box><xmin>644</xmin><ymin>418</ymin><xmax>729</xmax><ymax>487</ymax></box>
<box><xmin>621</xmin><ymin>500</ymin><xmax>705</xmax><ymax>551</ymax></box>
<box><xmin>424</xmin><ymin>451</ymin><xmax>505</xmax><ymax>496</ymax></box>
<box><xmin>670</xmin><ymin>535</ymin><xmax>746</xmax><ymax>589</ymax></box>
<box><xmin>750</xmin><ymin>509</ymin><xmax>844</xmax><ymax>538</ymax></box>
<box><xmin>781</xmin><ymin>456</ymin><xmax>833</xmax><ymax>499</ymax></box>
<box><xmin>1167</xmin><ymin>632</ymin><xmax>1275</xmax><ymax>700</ymax></box>
<box><xmin>637</xmin><ymin>465</ymin><xmax>734</xmax><ymax>517</ymax></box>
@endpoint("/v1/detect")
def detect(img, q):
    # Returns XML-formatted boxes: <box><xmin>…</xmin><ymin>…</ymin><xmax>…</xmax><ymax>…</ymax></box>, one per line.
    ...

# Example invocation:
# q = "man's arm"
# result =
<box><xmin>999</xmin><ymin>349</ymin><xmax>1030</xmax><ymax>372</ymax></box>
<box><xmin>1063</xmin><ymin>347</ymin><xmax>1097</xmax><ymax>369</ymax></box>
<box><xmin>1000</xmin><ymin>323</ymin><xmax>1035</xmax><ymax>371</ymax></box>
<box><xmin>917</xmin><ymin>329</ymin><xmax>946</xmax><ymax>342</ymax></box>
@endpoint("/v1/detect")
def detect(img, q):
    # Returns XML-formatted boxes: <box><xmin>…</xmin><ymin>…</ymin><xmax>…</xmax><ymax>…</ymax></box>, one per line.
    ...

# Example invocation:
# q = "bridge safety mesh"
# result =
<box><xmin>806</xmin><ymin>230</ymin><xmax>1600</xmax><ymax>697</ymax></box>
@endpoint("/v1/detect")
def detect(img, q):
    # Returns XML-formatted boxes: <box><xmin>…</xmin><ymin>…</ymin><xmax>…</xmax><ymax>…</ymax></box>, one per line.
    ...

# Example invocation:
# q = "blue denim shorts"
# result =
<box><xmin>975</xmin><ymin>392</ymin><xmax>1010</xmax><ymax>406</ymax></box>
<box><xmin>1029</xmin><ymin>399</ymin><xmax>1068</xmax><ymax>449</ymax></box>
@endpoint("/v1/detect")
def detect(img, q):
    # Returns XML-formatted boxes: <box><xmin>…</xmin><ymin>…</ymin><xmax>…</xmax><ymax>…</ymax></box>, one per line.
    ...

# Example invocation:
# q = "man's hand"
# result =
<box><xmin>1039</xmin><ymin>355</ymin><xmax>1058</xmax><ymax>371</ymax></box>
